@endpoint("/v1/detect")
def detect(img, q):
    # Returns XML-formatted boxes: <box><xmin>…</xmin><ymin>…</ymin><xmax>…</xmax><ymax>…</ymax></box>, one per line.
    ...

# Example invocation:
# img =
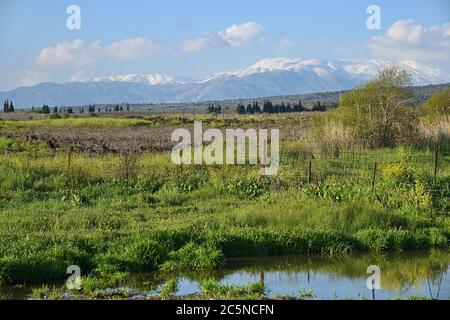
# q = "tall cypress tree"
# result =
<box><xmin>3</xmin><ymin>100</ymin><xmax>9</xmax><ymax>112</ymax></box>
<box><xmin>236</xmin><ymin>104</ymin><xmax>246</xmax><ymax>114</ymax></box>
<box><xmin>42</xmin><ymin>104</ymin><xmax>50</xmax><ymax>114</ymax></box>
<box><xmin>254</xmin><ymin>101</ymin><xmax>261</xmax><ymax>113</ymax></box>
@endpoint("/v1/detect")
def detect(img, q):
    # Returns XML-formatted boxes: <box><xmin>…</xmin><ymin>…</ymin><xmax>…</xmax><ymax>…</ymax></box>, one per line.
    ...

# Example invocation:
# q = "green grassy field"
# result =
<box><xmin>0</xmin><ymin>115</ymin><xmax>448</xmax><ymax>287</ymax></box>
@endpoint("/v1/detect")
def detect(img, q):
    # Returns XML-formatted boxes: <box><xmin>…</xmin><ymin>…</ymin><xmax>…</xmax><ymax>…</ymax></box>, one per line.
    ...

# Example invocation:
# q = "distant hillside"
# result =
<box><xmin>133</xmin><ymin>82</ymin><xmax>450</xmax><ymax>113</ymax></box>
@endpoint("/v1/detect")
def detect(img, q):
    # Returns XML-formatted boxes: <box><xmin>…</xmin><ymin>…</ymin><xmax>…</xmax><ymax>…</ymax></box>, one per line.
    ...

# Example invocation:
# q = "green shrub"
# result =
<box><xmin>122</xmin><ymin>238</ymin><xmax>171</xmax><ymax>270</ymax></box>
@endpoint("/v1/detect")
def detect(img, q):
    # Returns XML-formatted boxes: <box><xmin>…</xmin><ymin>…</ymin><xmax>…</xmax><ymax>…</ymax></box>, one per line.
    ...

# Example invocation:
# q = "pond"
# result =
<box><xmin>2</xmin><ymin>249</ymin><xmax>449</xmax><ymax>300</ymax></box>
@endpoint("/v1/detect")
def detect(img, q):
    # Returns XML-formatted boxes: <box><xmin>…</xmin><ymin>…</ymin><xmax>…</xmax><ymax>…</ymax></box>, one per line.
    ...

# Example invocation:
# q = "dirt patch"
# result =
<box><xmin>2</xmin><ymin>117</ymin><xmax>311</xmax><ymax>154</ymax></box>
<box><xmin>7</xmin><ymin>127</ymin><xmax>177</xmax><ymax>154</ymax></box>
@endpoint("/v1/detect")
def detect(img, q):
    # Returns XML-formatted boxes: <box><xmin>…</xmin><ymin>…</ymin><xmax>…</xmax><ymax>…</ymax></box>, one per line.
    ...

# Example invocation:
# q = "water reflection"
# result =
<box><xmin>170</xmin><ymin>249</ymin><xmax>450</xmax><ymax>300</ymax></box>
<box><xmin>1</xmin><ymin>249</ymin><xmax>449</xmax><ymax>300</ymax></box>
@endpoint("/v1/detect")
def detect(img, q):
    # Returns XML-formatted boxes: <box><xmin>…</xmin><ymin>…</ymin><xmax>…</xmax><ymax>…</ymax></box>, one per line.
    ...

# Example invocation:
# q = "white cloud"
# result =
<box><xmin>37</xmin><ymin>39</ymin><xmax>95</xmax><ymax>67</ymax></box>
<box><xmin>18</xmin><ymin>37</ymin><xmax>168</xmax><ymax>88</ymax></box>
<box><xmin>218</xmin><ymin>22</ymin><xmax>263</xmax><ymax>46</ymax></box>
<box><xmin>278</xmin><ymin>37</ymin><xmax>295</xmax><ymax>48</ymax></box>
<box><xmin>182</xmin><ymin>22</ymin><xmax>263</xmax><ymax>52</ymax></box>
<box><xmin>36</xmin><ymin>37</ymin><xmax>165</xmax><ymax>68</ymax></box>
<box><xmin>370</xmin><ymin>20</ymin><xmax>450</xmax><ymax>60</ymax></box>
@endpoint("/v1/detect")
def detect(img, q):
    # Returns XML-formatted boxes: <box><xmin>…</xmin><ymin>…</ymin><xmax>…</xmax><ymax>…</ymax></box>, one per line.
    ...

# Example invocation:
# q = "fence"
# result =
<box><xmin>278</xmin><ymin>139</ymin><xmax>449</xmax><ymax>215</ymax></box>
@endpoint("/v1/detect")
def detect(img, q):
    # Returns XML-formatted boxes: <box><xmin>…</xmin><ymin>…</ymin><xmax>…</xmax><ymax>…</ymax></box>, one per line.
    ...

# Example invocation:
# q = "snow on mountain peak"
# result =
<box><xmin>233</xmin><ymin>58</ymin><xmax>315</xmax><ymax>77</ymax></box>
<box><xmin>87</xmin><ymin>74</ymin><xmax>189</xmax><ymax>86</ymax></box>
<box><xmin>82</xmin><ymin>58</ymin><xmax>447</xmax><ymax>88</ymax></box>
<box><xmin>249</xmin><ymin>57</ymin><xmax>300</xmax><ymax>70</ymax></box>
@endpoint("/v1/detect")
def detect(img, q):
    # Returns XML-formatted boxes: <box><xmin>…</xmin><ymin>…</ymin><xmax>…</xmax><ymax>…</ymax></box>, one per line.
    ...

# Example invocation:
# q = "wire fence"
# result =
<box><xmin>279</xmin><ymin>139</ymin><xmax>449</xmax><ymax>215</ymax></box>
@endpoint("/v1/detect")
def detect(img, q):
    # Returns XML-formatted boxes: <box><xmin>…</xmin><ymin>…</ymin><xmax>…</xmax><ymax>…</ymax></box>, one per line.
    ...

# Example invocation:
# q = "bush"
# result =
<box><xmin>422</xmin><ymin>88</ymin><xmax>450</xmax><ymax>121</ymax></box>
<box><xmin>332</xmin><ymin>66</ymin><xmax>416</xmax><ymax>147</ymax></box>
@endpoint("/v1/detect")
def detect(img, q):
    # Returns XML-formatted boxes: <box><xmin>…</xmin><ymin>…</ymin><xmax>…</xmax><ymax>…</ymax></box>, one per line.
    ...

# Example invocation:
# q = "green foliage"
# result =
<box><xmin>0</xmin><ymin>124</ymin><xmax>448</xmax><ymax>287</ymax></box>
<box><xmin>422</xmin><ymin>88</ymin><xmax>450</xmax><ymax>120</ymax></box>
<box><xmin>122</xmin><ymin>238</ymin><xmax>172</xmax><ymax>270</ymax></box>
<box><xmin>218</xmin><ymin>177</ymin><xmax>268</xmax><ymax>198</ymax></box>
<box><xmin>175</xmin><ymin>171</ymin><xmax>205</xmax><ymax>193</ymax></box>
<box><xmin>381</xmin><ymin>163</ymin><xmax>415</xmax><ymax>185</ymax></box>
<box><xmin>299</xmin><ymin>289</ymin><xmax>316</xmax><ymax>300</ymax></box>
<box><xmin>333</xmin><ymin>66</ymin><xmax>417</xmax><ymax>147</ymax></box>
<box><xmin>161</xmin><ymin>242</ymin><xmax>225</xmax><ymax>271</ymax></box>
<box><xmin>159</xmin><ymin>277</ymin><xmax>178</xmax><ymax>298</ymax></box>
<box><xmin>200</xmin><ymin>280</ymin><xmax>265</xmax><ymax>300</ymax></box>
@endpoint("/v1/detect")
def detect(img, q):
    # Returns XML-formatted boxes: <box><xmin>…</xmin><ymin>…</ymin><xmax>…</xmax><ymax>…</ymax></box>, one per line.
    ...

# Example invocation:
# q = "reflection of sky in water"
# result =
<box><xmin>175</xmin><ymin>278</ymin><xmax>201</xmax><ymax>296</ymax></box>
<box><xmin>174</xmin><ymin>267</ymin><xmax>450</xmax><ymax>300</ymax></box>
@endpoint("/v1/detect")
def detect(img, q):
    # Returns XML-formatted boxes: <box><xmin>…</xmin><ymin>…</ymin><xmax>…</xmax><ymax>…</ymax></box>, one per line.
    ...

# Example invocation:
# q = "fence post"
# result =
<box><xmin>260</xmin><ymin>139</ymin><xmax>266</xmax><ymax>177</ymax></box>
<box><xmin>124</xmin><ymin>153</ymin><xmax>129</xmax><ymax>180</ymax></box>
<box><xmin>371</xmin><ymin>162</ymin><xmax>377</xmax><ymax>192</ymax></box>
<box><xmin>434</xmin><ymin>142</ymin><xmax>439</xmax><ymax>186</ymax></box>
<box><xmin>308</xmin><ymin>160</ymin><xmax>312</xmax><ymax>184</ymax></box>
<box><xmin>67</xmin><ymin>146</ymin><xmax>73</xmax><ymax>171</ymax></box>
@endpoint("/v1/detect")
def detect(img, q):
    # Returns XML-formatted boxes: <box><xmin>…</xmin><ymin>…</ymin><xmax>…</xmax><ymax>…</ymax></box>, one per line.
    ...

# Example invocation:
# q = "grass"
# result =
<box><xmin>200</xmin><ymin>280</ymin><xmax>266</xmax><ymax>300</ymax></box>
<box><xmin>0</xmin><ymin>116</ymin><xmax>448</xmax><ymax>288</ymax></box>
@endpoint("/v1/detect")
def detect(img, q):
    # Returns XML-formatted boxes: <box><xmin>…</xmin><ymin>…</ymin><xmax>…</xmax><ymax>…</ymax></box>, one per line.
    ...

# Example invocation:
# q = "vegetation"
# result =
<box><xmin>0</xmin><ymin>66</ymin><xmax>448</xmax><ymax>300</ymax></box>
<box><xmin>422</xmin><ymin>88</ymin><xmax>450</xmax><ymax>121</ymax></box>
<box><xmin>3</xmin><ymin>100</ymin><xmax>15</xmax><ymax>113</ymax></box>
<box><xmin>323</xmin><ymin>66</ymin><xmax>416</xmax><ymax>147</ymax></box>
<box><xmin>236</xmin><ymin>99</ymin><xmax>329</xmax><ymax>114</ymax></box>
<box><xmin>0</xmin><ymin>129</ymin><xmax>448</xmax><ymax>286</ymax></box>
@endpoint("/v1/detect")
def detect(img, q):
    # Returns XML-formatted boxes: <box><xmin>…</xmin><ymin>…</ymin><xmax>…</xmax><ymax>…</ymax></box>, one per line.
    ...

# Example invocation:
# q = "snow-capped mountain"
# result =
<box><xmin>1</xmin><ymin>58</ymin><xmax>449</xmax><ymax>107</ymax></box>
<box><xmin>210</xmin><ymin>58</ymin><xmax>446</xmax><ymax>86</ymax></box>
<box><xmin>87</xmin><ymin>74</ymin><xmax>190</xmax><ymax>86</ymax></box>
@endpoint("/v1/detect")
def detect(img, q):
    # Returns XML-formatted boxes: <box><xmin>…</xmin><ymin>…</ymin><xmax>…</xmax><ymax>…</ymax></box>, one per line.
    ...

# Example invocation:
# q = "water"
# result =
<box><xmin>2</xmin><ymin>249</ymin><xmax>449</xmax><ymax>300</ymax></box>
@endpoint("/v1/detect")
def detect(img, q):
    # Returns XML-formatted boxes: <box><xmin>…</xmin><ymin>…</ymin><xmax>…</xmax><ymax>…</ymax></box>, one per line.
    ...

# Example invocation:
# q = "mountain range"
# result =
<box><xmin>1</xmin><ymin>58</ymin><xmax>449</xmax><ymax>108</ymax></box>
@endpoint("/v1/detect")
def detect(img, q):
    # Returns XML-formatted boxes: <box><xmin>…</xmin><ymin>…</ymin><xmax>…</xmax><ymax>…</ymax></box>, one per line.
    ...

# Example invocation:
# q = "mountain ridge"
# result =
<box><xmin>2</xmin><ymin>58</ymin><xmax>449</xmax><ymax>108</ymax></box>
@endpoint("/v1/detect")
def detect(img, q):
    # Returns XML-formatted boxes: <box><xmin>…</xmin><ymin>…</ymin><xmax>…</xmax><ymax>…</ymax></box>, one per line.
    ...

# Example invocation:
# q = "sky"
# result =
<box><xmin>0</xmin><ymin>0</ymin><xmax>449</xmax><ymax>91</ymax></box>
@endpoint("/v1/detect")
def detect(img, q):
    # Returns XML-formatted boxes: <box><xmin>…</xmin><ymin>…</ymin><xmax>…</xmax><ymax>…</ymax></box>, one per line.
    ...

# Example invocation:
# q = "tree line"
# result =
<box><xmin>236</xmin><ymin>100</ymin><xmax>327</xmax><ymax>114</ymax></box>
<box><xmin>3</xmin><ymin>100</ymin><xmax>15</xmax><ymax>113</ymax></box>
<box><xmin>30</xmin><ymin>103</ymin><xmax>131</xmax><ymax>115</ymax></box>
<box><xmin>206</xmin><ymin>104</ymin><xmax>222</xmax><ymax>114</ymax></box>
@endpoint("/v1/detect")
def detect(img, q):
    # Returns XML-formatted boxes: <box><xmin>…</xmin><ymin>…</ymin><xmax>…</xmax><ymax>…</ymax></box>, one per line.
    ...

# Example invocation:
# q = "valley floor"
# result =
<box><xmin>0</xmin><ymin>114</ymin><xmax>448</xmax><ymax>297</ymax></box>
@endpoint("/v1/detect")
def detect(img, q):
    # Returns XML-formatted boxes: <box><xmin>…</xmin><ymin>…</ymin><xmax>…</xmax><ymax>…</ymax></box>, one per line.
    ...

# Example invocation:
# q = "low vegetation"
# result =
<box><xmin>0</xmin><ymin>67</ymin><xmax>448</xmax><ymax>300</ymax></box>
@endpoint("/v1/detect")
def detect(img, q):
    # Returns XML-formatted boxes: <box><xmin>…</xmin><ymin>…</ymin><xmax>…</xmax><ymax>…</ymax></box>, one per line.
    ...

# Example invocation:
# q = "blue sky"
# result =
<box><xmin>0</xmin><ymin>0</ymin><xmax>449</xmax><ymax>91</ymax></box>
